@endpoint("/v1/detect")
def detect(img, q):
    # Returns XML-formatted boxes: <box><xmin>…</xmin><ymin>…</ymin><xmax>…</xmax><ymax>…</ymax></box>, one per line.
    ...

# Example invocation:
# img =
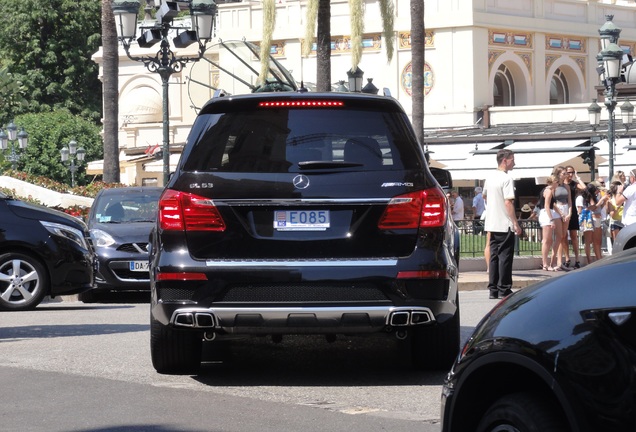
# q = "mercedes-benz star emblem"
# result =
<box><xmin>292</xmin><ymin>174</ymin><xmax>310</xmax><ymax>189</ymax></box>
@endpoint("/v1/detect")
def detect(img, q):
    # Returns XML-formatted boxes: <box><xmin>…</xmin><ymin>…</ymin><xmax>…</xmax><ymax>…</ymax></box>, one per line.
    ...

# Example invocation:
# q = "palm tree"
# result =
<box><xmin>411</xmin><ymin>0</ymin><xmax>424</xmax><ymax>146</ymax></box>
<box><xmin>302</xmin><ymin>0</ymin><xmax>395</xmax><ymax>91</ymax></box>
<box><xmin>101</xmin><ymin>0</ymin><xmax>120</xmax><ymax>183</ymax></box>
<box><xmin>315</xmin><ymin>0</ymin><xmax>331</xmax><ymax>92</ymax></box>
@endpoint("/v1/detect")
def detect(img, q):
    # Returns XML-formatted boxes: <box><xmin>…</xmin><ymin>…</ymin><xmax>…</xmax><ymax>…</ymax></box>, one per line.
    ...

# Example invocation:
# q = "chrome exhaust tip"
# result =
<box><xmin>410</xmin><ymin>311</ymin><xmax>432</xmax><ymax>325</ymax></box>
<box><xmin>195</xmin><ymin>313</ymin><xmax>215</xmax><ymax>328</ymax></box>
<box><xmin>389</xmin><ymin>311</ymin><xmax>410</xmax><ymax>326</ymax></box>
<box><xmin>174</xmin><ymin>312</ymin><xmax>195</xmax><ymax>327</ymax></box>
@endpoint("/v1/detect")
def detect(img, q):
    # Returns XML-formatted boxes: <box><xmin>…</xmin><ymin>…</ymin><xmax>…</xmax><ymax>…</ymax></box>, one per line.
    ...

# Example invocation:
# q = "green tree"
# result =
<box><xmin>0</xmin><ymin>68</ymin><xmax>28</xmax><ymax>125</ymax></box>
<box><xmin>0</xmin><ymin>0</ymin><xmax>102</xmax><ymax>122</ymax></box>
<box><xmin>7</xmin><ymin>111</ymin><xmax>103</xmax><ymax>186</ymax></box>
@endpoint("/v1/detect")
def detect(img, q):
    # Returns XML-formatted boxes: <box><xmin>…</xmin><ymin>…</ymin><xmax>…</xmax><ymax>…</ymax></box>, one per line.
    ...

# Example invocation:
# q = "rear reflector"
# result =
<box><xmin>156</xmin><ymin>272</ymin><xmax>208</xmax><ymax>281</ymax></box>
<box><xmin>378</xmin><ymin>188</ymin><xmax>447</xmax><ymax>229</ymax></box>
<box><xmin>397</xmin><ymin>270</ymin><xmax>449</xmax><ymax>279</ymax></box>
<box><xmin>258</xmin><ymin>101</ymin><xmax>344</xmax><ymax>108</ymax></box>
<box><xmin>159</xmin><ymin>189</ymin><xmax>226</xmax><ymax>231</ymax></box>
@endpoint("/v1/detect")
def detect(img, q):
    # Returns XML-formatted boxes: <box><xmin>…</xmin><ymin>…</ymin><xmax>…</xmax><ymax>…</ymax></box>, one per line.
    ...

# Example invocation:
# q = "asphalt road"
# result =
<box><xmin>0</xmin><ymin>291</ymin><xmax>497</xmax><ymax>432</ymax></box>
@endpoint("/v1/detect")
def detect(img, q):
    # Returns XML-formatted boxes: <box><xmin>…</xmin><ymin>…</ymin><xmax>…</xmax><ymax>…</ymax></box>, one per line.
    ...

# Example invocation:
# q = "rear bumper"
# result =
<box><xmin>165</xmin><ymin>305</ymin><xmax>435</xmax><ymax>334</ymax></box>
<box><xmin>150</xmin><ymin>252</ymin><xmax>459</xmax><ymax>334</ymax></box>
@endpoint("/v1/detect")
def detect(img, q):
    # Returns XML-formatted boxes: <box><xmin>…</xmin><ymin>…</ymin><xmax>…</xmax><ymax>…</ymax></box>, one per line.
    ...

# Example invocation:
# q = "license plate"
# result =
<box><xmin>129</xmin><ymin>261</ymin><xmax>150</xmax><ymax>272</ymax></box>
<box><xmin>274</xmin><ymin>210</ymin><xmax>330</xmax><ymax>231</ymax></box>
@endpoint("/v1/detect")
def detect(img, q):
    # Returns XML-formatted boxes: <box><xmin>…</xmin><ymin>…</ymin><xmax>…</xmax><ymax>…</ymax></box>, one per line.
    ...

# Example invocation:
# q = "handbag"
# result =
<box><xmin>579</xmin><ymin>208</ymin><xmax>593</xmax><ymax>232</ymax></box>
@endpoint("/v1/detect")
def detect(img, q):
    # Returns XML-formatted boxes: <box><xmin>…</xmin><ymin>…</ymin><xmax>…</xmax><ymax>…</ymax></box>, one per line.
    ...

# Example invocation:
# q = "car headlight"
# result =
<box><xmin>41</xmin><ymin>221</ymin><xmax>90</xmax><ymax>250</ymax></box>
<box><xmin>89</xmin><ymin>228</ymin><xmax>116</xmax><ymax>248</ymax></box>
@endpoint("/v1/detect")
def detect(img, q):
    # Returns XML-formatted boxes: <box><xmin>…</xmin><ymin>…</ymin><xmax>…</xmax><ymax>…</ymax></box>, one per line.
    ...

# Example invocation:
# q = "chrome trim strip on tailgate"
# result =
<box><xmin>205</xmin><ymin>259</ymin><xmax>398</xmax><ymax>267</ymax></box>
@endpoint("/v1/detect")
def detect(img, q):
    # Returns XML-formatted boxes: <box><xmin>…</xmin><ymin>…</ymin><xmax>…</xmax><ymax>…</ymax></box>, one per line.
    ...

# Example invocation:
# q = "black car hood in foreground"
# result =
<box><xmin>446</xmin><ymin>249</ymin><xmax>636</xmax><ymax>431</ymax></box>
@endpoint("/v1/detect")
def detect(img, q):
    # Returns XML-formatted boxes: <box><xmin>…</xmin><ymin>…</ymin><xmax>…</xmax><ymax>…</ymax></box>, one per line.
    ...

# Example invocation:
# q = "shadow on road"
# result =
<box><xmin>0</xmin><ymin>323</ymin><xmax>148</xmax><ymax>340</ymax></box>
<box><xmin>193</xmin><ymin>334</ymin><xmax>448</xmax><ymax>387</ymax></box>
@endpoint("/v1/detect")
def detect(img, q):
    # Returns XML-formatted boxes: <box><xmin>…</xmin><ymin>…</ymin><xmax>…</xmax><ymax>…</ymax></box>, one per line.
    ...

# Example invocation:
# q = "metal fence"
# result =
<box><xmin>456</xmin><ymin>219</ymin><xmax>543</xmax><ymax>257</ymax></box>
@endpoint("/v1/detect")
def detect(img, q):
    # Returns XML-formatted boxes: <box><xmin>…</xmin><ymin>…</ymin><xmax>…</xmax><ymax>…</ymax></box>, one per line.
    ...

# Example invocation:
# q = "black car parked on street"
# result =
<box><xmin>149</xmin><ymin>90</ymin><xmax>460</xmax><ymax>374</ymax></box>
<box><xmin>81</xmin><ymin>186</ymin><xmax>163</xmax><ymax>302</ymax></box>
<box><xmin>0</xmin><ymin>191</ymin><xmax>94</xmax><ymax>310</ymax></box>
<box><xmin>441</xmin><ymin>248</ymin><xmax>636</xmax><ymax>432</ymax></box>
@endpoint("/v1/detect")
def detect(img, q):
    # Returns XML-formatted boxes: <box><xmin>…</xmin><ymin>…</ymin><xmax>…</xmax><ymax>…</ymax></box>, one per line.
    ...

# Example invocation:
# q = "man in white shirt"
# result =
<box><xmin>483</xmin><ymin>149</ymin><xmax>522</xmax><ymax>299</ymax></box>
<box><xmin>451</xmin><ymin>190</ymin><xmax>464</xmax><ymax>222</ymax></box>
<box><xmin>615</xmin><ymin>169</ymin><xmax>636</xmax><ymax>226</ymax></box>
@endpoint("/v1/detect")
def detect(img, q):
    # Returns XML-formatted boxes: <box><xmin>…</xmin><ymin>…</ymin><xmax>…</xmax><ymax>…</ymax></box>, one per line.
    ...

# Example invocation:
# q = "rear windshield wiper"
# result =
<box><xmin>297</xmin><ymin>161</ymin><xmax>364</xmax><ymax>169</ymax></box>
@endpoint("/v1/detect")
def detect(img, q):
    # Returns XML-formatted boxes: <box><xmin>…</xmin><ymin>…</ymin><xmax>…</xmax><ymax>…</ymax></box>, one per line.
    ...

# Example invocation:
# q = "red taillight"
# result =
<box><xmin>378</xmin><ymin>188</ymin><xmax>447</xmax><ymax>229</ymax></box>
<box><xmin>397</xmin><ymin>270</ymin><xmax>449</xmax><ymax>279</ymax></box>
<box><xmin>258</xmin><ymin>101</ymin><xmax>344</xmax><ymax>108</ymax></box>
<box><xmin>159</xmin><ymin>189</ymin><xmax>226</xmax><ymax>231</ymax></box>
<box><xmin>156</xmin><ymin>272</ymin><xmax>208</xmax><ymax>281</ymax></box>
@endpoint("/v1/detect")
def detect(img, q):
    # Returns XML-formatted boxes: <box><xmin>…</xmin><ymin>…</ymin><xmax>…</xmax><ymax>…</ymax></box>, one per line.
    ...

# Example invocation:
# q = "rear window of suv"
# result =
<box><xmin>181</xmin><ymin>101</ymin><xmax>423</xmax><ymax>173</ymax></box>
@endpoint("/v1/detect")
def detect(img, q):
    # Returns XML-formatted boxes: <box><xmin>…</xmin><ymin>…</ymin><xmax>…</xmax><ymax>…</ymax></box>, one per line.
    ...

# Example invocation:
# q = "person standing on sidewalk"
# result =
<box><xmin>483</xmin><ymin>149</ymin><xmax>522</xmax><ymax>299</ymax></box>
<box><xmin>565</xmin><ymin>166</ymin><xmax>586</xmax><ymax>268</ymax></box>
<box><xmin>473</xmin><ymin>186</ymin><xmax>485</xmax><ymax>235</ymax></box>
<box><xmin>615</xmin><ymin>169</ymin><xmax>636</xmax><ymax>226</ymax></box>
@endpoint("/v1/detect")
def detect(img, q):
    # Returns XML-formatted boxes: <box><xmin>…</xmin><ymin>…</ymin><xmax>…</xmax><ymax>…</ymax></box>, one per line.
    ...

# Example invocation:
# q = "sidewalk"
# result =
<box><xmin>458</xmin><ymin>268</ymin><xmax>560</xmax><ymax>291</ymax></box>
<box><xmin>458</xmin><ymin>255</ymin><xmax>563</xmax><ymax>291</ymax></box>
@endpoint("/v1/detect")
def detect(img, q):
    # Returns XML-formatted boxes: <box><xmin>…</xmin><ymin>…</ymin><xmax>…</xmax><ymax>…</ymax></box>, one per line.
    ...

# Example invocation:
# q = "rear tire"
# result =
<box><xmin>411</xmin><ymin>300</ymin><xmax>460</xmax><ymax>370</ymax></box>
<box><xmin>476</xmin><ymin>392</ymin><xmax>567</xmax><ymax>432</ymax></box>
<box><xmin>150</xmin><ymin>315</ymin><xmax>202</xmax><ymax>374</ymax></box>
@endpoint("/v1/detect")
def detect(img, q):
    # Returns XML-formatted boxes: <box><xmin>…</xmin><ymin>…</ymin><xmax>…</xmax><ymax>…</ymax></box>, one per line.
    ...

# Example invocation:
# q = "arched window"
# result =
<box><xmin>493</xmin><ymin>64</ymin><xmax>515</xmax><ymax>106</ymax></box>
<box><xmin>550</xmin><ymin>68</ymin><xmax>569</xmax><ymax>104</ymax></box>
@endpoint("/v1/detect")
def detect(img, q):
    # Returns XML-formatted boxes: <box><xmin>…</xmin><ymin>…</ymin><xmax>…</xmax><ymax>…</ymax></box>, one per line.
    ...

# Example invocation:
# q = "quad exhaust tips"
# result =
<box><xmin>174</xmin><ymin>312</ymin><xmax>216</xmax><ymax>328</ymax></box>
<box><xmin>388</xmin><ymin>310</ymin><xmax>432</xmax><ymax>326</ymax></box>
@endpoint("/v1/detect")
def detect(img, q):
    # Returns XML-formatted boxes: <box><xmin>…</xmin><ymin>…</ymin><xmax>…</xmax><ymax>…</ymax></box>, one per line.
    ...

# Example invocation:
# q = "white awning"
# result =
<box><xmin>426</xmin><ymin>142</ymin><xmax>503</xmax><ymax>162</ymax></box>
<box><xmin>598</xmin><ymin>140</ymin><xmax>636</xmax><ymax>177</ymax></box>
<box><xmin>143</xmin><ymin>154</ymin><xmax>181</xmax><ymax>173</ymax></box>
<box><xmin>86</xmin><ymin>153</ymin><xmax>149</xmax><ymax>175</ymax></box>
<box><xmin>441</xmin><ymin>139</ymin><xmax>603</xmax><ymax>181</ymax></box>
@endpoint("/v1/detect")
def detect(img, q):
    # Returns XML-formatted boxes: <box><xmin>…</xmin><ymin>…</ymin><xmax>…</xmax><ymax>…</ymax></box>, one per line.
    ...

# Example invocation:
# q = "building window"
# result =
<box><xmin>493</xmin><ymin>64</ymin><xmax>515</xmax><ymax>106</ymax></box>
<box><xmin>550</xmin><ymin>68</ymin><xmax>569</xmax><ymax>104</ymax></box>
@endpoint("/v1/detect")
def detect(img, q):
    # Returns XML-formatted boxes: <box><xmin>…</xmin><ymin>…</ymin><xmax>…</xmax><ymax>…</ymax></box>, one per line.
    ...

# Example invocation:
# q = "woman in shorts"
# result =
<box><xmin>552</xmin><ymin>166</ymin><xmax>572</xmax><ymax>271</ymax></box>
<box><xmin>538</xmin><ymin>176</ymin><xmax>561</xmax><ymax>271</ymax></box>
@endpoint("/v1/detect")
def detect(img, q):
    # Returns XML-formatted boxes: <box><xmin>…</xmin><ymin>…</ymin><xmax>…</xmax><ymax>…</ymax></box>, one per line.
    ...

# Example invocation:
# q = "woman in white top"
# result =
<box><xmin>538</xmin><ymin>175</ymin><xmax>561</xmax><ymax>271</ymax></box>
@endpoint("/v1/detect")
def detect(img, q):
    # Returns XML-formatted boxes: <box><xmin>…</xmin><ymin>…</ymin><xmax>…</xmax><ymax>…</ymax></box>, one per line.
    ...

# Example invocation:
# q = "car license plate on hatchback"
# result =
<box><xmin>274</xmin><ymin>210</ymin><xmax>330</xmax><ymax>231</ymax></box>
<box><xmin>129</xmin><ymin>261</ymin><xmax>150</xmax><ymax>272</ymax></box>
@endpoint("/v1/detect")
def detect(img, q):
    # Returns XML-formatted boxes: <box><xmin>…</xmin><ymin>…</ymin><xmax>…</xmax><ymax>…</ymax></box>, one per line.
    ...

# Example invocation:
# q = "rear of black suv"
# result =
<box><xmin>149</xmin><ymin>91</ymin><xmax>460</xmax><ymax>374</ymax></box>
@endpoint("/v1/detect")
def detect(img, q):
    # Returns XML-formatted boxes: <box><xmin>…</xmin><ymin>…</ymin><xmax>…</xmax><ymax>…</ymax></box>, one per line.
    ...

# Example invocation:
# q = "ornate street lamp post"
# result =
<box><xmin>112</xmin><ymin>0</ymin><xmax>217</xmax><ymax>185</ymax></box>
<box><xmin>60</xmin><ymin>140</ymin><xmax>86</xmax><ymax>188</ymax></box>
<box><xmin>594</xmin><ymin>15</ymin><xmax>624</xmax><ymax>181</ymax></box>
<box><xmin>0</xmin><ymin>121</ymin><xmax>29</xmax><ymax>170</ymax></box>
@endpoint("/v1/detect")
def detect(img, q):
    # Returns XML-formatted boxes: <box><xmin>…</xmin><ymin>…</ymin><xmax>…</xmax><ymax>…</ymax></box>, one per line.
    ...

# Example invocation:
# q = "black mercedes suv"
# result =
<box><xmin>149</xmin><ymin>90</ymin><xmax>460</xmax><ymax>374</ymax></box>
